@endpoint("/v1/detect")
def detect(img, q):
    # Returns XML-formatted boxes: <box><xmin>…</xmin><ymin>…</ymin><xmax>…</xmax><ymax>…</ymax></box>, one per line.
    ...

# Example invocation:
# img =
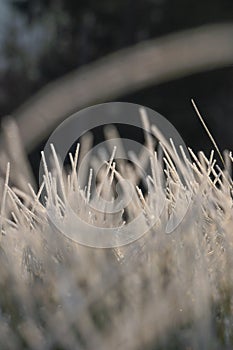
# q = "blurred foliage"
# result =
<box><xmin>0</xmin><ymin>0</ymin><xmax>233</xmax><ymax>115</ymax></box>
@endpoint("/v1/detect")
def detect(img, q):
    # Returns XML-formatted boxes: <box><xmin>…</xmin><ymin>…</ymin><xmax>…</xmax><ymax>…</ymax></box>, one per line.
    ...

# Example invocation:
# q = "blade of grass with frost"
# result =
<box><xmin>0</xmin><ymin>162</ymin><xmax>10</xmax><ymax>237</ymax></box>
<box><xmin>191</xmin><ymin>99</ymin><xmax>225</xmax><ymax>166</ymax></box>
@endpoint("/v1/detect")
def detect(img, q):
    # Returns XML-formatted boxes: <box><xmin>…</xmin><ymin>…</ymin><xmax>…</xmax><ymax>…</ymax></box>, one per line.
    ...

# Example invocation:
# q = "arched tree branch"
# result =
<box><xmin>5</xmin><ymin>23</ymin><xmax>233</xmax><ymax>152</ymax></box>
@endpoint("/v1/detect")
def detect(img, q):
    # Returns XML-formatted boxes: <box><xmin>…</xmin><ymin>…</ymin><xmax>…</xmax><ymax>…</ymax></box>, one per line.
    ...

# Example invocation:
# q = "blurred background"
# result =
<box><xmin>0</xmin><ymin>0</ymin><xmax>233</xmax><ymax>184</ymax></box>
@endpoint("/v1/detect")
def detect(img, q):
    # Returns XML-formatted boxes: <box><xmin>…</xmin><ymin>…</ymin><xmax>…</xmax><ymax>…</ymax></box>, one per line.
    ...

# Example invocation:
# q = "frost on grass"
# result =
<box><xmin>0</xmin><ymin>113</ymin><xmax>233</xmax><ymax>350</ymax></box>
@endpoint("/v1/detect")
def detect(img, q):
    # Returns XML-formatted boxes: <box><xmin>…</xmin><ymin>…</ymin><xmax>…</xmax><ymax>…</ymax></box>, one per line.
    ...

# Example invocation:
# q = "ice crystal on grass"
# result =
<box><xmin>0</xmin><ymin>112</ymin><xmax>233</xmax><ymax>350</ymax></box>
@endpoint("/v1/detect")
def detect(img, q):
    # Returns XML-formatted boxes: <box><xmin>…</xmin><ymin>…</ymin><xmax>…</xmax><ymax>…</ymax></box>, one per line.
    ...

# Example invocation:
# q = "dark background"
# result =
<box><xmin>1</xmin><ymin>0</ymin><xmax>233</xmax><ymax>168</ymax></box>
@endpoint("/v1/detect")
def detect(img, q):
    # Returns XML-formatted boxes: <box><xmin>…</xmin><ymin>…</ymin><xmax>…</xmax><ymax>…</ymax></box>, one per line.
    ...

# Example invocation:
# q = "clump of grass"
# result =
<box><xmin>0</xmin><ymin>110</ymin><xmax>233</xmax><ymax>350</ymax></box>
